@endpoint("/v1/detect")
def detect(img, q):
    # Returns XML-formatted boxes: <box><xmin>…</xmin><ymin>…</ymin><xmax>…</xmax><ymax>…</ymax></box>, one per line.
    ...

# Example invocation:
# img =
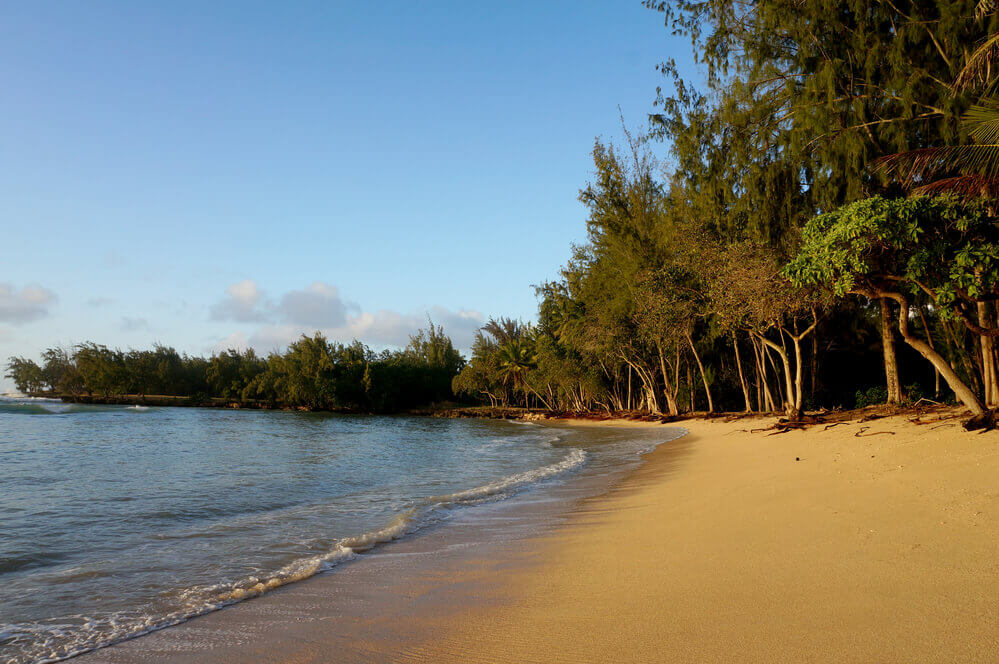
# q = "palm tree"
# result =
<box><xmin>875</xmin><ymin>101</ymin><xmax>999</xmax><ymax>198</ymax></box>
<box><xmin>496</xmin><ymin>339</ymin><xmax>536</xmax><ymax>406</ymax></box>
<box><xmin>876</xmin><ymin>4</ymin><xmax>999</xmax><ymax>197</ymax></box>
<box><xmin>482</xmin><ymin>317</ymin><xmax>526</xmax><ymax>345</ymax></box>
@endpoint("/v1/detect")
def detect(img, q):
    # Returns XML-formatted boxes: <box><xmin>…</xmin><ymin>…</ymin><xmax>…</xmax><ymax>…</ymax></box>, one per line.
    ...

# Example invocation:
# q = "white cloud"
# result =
<box><xmin>276</xmin><ymin>282</ymin><xmax>349</xmax><ymax>328</ymax></box>
<box><xmin>0</xmin><ymin>283</ymin><xmax>57</xmax><ymax>324</ymax></box>
<box><xmin>210</xmin><ymin>279</ymin><xmax>268</xmax><ymax>322</ymax></box>
<box><xmin>211</xmin><ymin>280</ymin><xmax>483</xmax><ymax>353</ymax></box>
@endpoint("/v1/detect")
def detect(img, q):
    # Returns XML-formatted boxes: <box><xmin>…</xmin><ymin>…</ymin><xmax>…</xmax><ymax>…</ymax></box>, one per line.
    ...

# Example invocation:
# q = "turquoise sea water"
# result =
<box><xmin>0</xmin><ymin>397</ymin><xmax>671</xmax><ymax>664</ymax></box>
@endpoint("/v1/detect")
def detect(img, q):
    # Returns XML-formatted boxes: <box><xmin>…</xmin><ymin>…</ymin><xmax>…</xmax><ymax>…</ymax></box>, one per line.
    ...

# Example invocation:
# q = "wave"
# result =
<box><xmin>0</xmin><ymin>403</ymin><xmax>80</xmax><ymax>415</ymax></box>
<box><xmin>0</xmin><ymin>401</ymin><xmax>138</xmax><ymax>415</ymax></box>
<box><xmin>7</xmin><ymin>446</ymin><xmax>589</xmax><ymax>664</ymax></box>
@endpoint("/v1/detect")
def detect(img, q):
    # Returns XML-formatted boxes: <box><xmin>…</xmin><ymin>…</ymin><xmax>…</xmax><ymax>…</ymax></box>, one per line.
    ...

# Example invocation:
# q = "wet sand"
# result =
<box><xmin>81</xmin><ymin>414</ymin><xmax>999</xmax><ymax>663</ymax></box>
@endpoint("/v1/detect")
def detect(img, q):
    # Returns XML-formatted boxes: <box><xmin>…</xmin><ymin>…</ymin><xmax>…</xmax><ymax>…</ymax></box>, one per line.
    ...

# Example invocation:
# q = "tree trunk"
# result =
<box><xmin>880</xmin><ymin>299</ymin><xmax>902</xmax><ymax>405</ymax></box>
<box><xmin>980</xmin><ymin>302</ymin><xmax>998</xmax><ymax>407</ymax></box>
<box><xmin>763</xmin><ymin>341</ymin><xmax>787</xmax><ymax>410</ymax></box>
<box><xmin>755</xmin><ymin>332</ymin><xmax>795</xmax><ymax>417</ymax></box>
<box><xmin>792</xmin><ymin>335</ymin><xmax>807</xmax><ymax>416</ymax></box>
<box><xmin>810</xmin><ymin>329</ymin><xmax>819</xmax><ymax>403</ymax></box>
<box><xmin>732</xmin><ymin>331</ymin><xmax>752</xmax><ymax>412</ymax></box>
<box><xmin>869</xmin><ymin>290</ymin><xmax>985</xmax><ymax>415</ymax></box>
<box><xmin>626</xmin><ymin>363</ymin><xmax>632</xmax><ymax>411</ymax></box>
<box><xmin>941</xmin><ymin>315</ymin><xmax>982</xmax><ymax>397</ymax></box>
<box><xmin>686</xmin><ymin>332</ymin><xmax>714</xmax><ymax>413</ymax></box>
<box><xmin>755</xmin><ymin>316</ymin><xmax>819</xmax><ymax>420</ymax></box>
<box><xmin>752</xmin><ymin>334</ymin><xmax>775</xmax><ymax>412</ymax></box>
<box><xmin>621</xmin><ymin>354</ymin><xmax>659</xmax><ymax>415</ymax></box>
<box><xmin>686</xmin><ymin>359</ymin><xmax>694</xmax><ymax>412</ymax></box>
<box><xmin>917</xmin><ymin>305</ymin><xmax>941</xmax><ymax>399</ymax></box>
<box><xmin>656</xmin><ymin>341</ymin><xmax>680</xmax><ymax>416</ymax></box>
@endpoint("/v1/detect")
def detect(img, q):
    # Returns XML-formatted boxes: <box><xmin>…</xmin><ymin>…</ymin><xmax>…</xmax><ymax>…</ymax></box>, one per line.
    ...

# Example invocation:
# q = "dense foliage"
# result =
<box><xmin>5</xmin><ymin>325</ymin><xmax>463</xmax><ymax>413</ymax></box>
<box><xmin>455</xmin><ymin>1</ymin><xmax>999</xmax><ymax>420</ymax></box>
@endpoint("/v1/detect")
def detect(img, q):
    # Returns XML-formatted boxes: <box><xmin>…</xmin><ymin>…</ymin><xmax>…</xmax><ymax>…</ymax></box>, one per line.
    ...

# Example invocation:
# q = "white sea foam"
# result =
<box><xmin>13</xmin><ymin>445</ymin><xmax>589</xmax><ymax>664</ymax></box>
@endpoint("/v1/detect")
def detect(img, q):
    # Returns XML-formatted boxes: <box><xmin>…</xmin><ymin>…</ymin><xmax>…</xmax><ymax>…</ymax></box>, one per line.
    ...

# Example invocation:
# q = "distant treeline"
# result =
<box><xmin>5</xmin><ymin>325</ymin><xmax>464</xmax><ymax>412</ymax></box>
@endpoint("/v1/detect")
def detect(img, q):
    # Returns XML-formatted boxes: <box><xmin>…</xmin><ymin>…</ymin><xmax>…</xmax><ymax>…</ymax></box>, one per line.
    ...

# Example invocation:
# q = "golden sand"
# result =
<box><xmin>403</xmin><ymin>414</ymin><xmax>999</xmax><ymax>663</ymax></box>
<box><xmin>82</xmin><ymin>413</ymin><xmax>999</xmax><ymax>663</ymax></box>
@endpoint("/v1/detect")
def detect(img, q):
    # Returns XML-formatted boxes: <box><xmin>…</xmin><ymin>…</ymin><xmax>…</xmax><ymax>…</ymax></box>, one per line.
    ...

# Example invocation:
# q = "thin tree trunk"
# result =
<box><xmin>763</xmin><ymin>341</ymin><xmax>786</xmax><ymax>410</ymax></box>
<box><xmin>980</xmin><ymin>302</ymin><xmax>997</xmax><ymax>407</ymax></box>
<box><xmin>656</xmin><ymin>341</ymin><xmax>679</xmax><ymax>416</ymax></box>
<box><xmin>880</xmin><ymin>299</ymin><xmax>902</xmax><ymax>405</ymax></box>
<box><xmin>686</xmin><ymin>332</ymin><xmax>714</xmax><ymax>413</ymax></box>
<box><xmin>732</xmin><ymin>331</ymin><xmax>752</xmax><ymax>412</ymax></box>
<box><xmin>941</xmin><ymin>315</ymin><xmax>981</xmax><ymax>397</ymax></box>
<box><xmin>865</xmin><ymin>289</ymin><xmax>985</xmax><ymax>415</ymax></box>
<box><xmin>917</xmin><ymin>305</ymin><xmax>941</xmax><ymax>399</ymax></box>
<box><xmin>755</xmin><ymin>332</ymin><xmax>793</xmax><ymax>415</ymax></box>
<box><xmin>620</xmin><ymin>354</ymin><xmax>659</xmax><ymax>414</ymax></box>
<box><xmin>752</xmin><ymin>334</ymin><xmax>775</xmax><ymax>412</ymax></box>
<box><xmin>686</xmin><ymin>359</ymin><xmax>694</xmax><ymax>412</ymax></box>
<box><xmin>810</xmin><ymin>329</ymin><xmax>819</xmax><ymax>402</ymax></box>
<box><xmin>626</xmin><ymin>363</ymin><xmax>632</xmax><ymax>411</ymax></box>
<box><xmin>754</xmin><ymin>351</ymin><xmax>764</xmax><ymax>411</ymax></box>
<box><xmin>793</xmin><ymin>335</ymin><xmax>807</xmax><ymax>415</ymax></box>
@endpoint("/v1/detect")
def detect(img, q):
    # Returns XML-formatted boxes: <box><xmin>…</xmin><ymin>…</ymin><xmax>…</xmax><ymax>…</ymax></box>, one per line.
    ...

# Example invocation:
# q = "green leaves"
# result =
<box><xmin>788</xmin><ymin>195</ymin><xmax>997</xmax><ymax>313</ymax></box>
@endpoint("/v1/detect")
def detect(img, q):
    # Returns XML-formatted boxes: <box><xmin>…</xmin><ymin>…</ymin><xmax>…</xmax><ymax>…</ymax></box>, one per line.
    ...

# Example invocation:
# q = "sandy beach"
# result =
<box><xmin>81</xmin><ymin>412</ymin><xmax>999</xmax><ymax>663</ymax></box>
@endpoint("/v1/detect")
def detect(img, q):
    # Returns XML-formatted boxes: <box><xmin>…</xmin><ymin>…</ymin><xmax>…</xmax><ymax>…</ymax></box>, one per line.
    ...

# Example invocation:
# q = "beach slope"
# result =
<box><xmin>82</xmin><ymin>413</ymin><xmax>999</xmax><ymax>663</ymax></box>
<box><xmin>406</xmin><ymin>414</ymin><xmax>999</xmax><ymax>663</ymax></box>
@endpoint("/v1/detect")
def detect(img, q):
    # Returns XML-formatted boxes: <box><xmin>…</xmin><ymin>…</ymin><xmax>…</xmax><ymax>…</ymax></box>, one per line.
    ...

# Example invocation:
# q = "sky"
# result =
<box><xmin>0</xmin><ymin>1</ymin><xmax>698</xmax><ymax>390</ymax></box>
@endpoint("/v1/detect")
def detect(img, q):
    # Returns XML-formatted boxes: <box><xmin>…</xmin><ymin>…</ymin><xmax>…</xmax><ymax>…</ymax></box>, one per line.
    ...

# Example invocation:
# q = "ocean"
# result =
<box><xmin>0</xmin><ymin>397</ymin><xmax>679</xmax><ymax>663</ymax></box>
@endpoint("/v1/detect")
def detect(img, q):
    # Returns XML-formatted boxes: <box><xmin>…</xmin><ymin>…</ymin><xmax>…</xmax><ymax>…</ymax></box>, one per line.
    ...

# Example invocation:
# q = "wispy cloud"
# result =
<box><xmin>120</xmin><ymin>316</ymin><xmax>149</xmax><ymax>332</ymax></box>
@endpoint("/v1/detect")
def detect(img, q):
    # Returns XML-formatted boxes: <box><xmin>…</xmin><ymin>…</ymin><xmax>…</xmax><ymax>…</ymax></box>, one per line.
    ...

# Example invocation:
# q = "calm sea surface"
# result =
<box><xmin>0</xmin><ymin>397</ymin><xmax>675</xmax><ymax>664</ymax></box>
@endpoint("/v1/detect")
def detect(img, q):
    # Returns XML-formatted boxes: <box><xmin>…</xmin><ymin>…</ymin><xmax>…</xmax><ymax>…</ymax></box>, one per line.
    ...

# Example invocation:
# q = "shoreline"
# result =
<box><xmin>73</xmin><ymin>420</ymin><xmax>684</xmax><ymax>664</ymax></box>
<box><xmin>75</xmin><ymin>411</ymin><xmax>999</xmax><ymax>662</ymax></box>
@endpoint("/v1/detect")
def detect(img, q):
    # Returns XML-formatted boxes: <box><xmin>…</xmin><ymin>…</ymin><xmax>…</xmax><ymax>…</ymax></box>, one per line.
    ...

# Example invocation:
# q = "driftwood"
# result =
<box><xmin>855</xmin><ymin>426</ymin><xmax>895</xmax><ymax>438</ymax></box>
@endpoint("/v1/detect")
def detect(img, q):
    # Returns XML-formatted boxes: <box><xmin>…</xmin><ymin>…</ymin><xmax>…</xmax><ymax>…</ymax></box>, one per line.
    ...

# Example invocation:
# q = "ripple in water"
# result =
<box><xmin>0</xmin><ymin>397</ymin><xmax>670</xmax><ymax>663</ymax></box>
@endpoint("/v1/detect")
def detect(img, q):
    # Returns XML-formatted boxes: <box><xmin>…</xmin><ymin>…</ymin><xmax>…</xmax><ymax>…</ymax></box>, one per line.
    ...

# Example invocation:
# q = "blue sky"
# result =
<box><xmin>0</xmin><ymin>1</ymin><xmax>697</xmax><ymax>389</ymax></box>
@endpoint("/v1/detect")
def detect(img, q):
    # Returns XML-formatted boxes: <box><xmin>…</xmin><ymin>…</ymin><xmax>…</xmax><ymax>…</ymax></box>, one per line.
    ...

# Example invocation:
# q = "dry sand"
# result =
<box><xmin>82</xmin><ymin>413</ymin><xmax>999</xmax><ymax>663</ymax></box>
<box><xmin>405</xmin><ymin>414</ymin><xmax>999</xmax><ymax>663</ymax></box>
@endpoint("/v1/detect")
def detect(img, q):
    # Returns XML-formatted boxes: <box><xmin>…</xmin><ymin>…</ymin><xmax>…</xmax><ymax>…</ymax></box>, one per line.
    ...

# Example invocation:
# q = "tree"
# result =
<box><xmin>5</xmin><ymin>357</ymin><xmax>45</xmax><ymax>394</ymax></box>
<box><xmin>786</xmin><ymin>195</ymin><xmax>995</xmax><ymax>416</ymax></box>
<box><xmin>711</xmin><ymin>241</ymin><xmax>824</xmax><ymax>419</ymax></box>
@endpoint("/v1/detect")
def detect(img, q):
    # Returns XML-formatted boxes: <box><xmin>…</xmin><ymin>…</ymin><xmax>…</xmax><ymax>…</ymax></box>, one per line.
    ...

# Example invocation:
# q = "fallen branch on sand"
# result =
<box><xmin>855</xmin><ymin>426</ymin><xmax>895</xmax><ymax>437</ymax></box>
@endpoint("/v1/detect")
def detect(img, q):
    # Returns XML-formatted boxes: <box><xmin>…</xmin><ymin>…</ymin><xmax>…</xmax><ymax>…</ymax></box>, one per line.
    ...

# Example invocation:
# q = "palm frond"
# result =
<box><xmin>977</xmin><ymin>0</ymin><xmax>998</xmax><ymax>18</ymax></box>
<box><xmin>874</xmin><ymin>146</ymin><xmax>965</xmax><ymax>183</ymax></box>
<box><xmin>876</xmin><ymin>144</ymin><xmax>999</xmax><ymax>182</ymax></box>
<box><xmin>955</xmin><ymin>32</ymin><xmax>999</xmax><ymax>91</ymax></box>
<box><xmin>964</xmin><ymin>99</ymin><xmax>999</xmax><ymax>144</ymax></box>
<box><xmin>913</xmin><ymin>175</ymin><xmax>999</xmax><ymax>198</ymax></box>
